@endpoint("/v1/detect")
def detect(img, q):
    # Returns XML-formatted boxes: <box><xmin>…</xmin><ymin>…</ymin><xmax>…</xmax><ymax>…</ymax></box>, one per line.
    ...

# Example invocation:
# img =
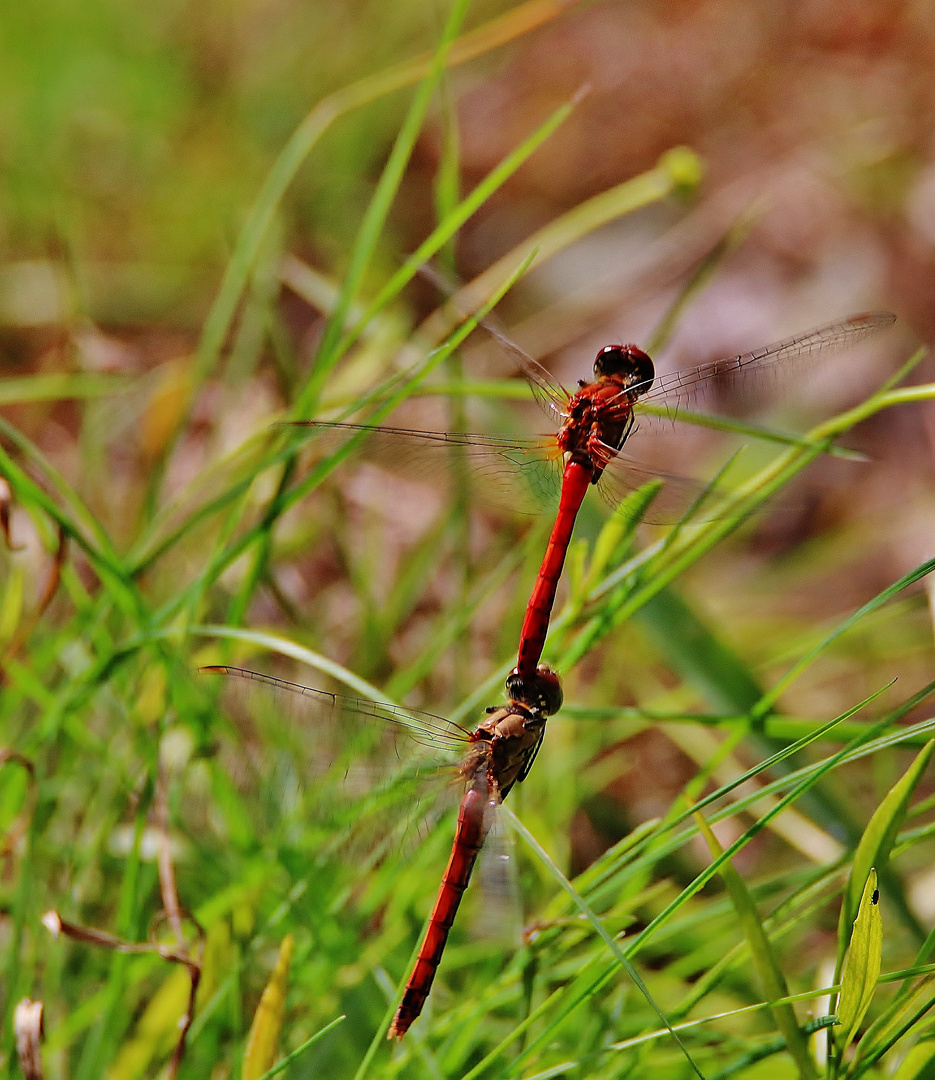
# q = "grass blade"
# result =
<box><xmin>242</xmin><ymin>935</ymin><xmax>294</xmax><ymax>1080</ymax></box>
<box><xmin>299</xmin><ymin>0</ymin><xmax>472</xmax><ymax>415</ymax></box>
<box><xmin>694</xmin><ymin>810</ymin><xmax>817</xmax><ymax>1079</ymax></box>
<box><xmin>253</xmin><ymin>1016</ymin><xmax>346</xmax><ymax>1080</ymax></box>
<box><xmin>502</xmin><ymin>804</ymin><xmax>708</xmax><ymax>1080</ymax></box>
<box><xmin>836</xmin><ymin>871</ymin><xmax>882</xmax><ymax>1057</ymax></box>
<box><xmin>890</xmin><ymin>1035</ymin><xmax>935</xmax><ymax>1080</ymax></box>
<box><xmin>836</xmin><ymin>741</ymin><xmax>935</xmax><ymax>973</ymax></box>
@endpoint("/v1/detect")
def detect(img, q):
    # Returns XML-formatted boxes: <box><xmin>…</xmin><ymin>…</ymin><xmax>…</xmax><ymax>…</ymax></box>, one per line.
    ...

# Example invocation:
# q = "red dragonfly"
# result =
<box><xmin>297</xmin><ymin>310</ymin><xmax>895</xmax><ymax>677</ymax></box>
<box><xmin>202</xmin><ymin>662</ymin><xmax>563</xmax><ymax>1039</ymax></box>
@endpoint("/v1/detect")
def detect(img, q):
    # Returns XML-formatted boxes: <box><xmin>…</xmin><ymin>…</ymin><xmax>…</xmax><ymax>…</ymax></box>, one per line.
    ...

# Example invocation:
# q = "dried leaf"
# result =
<box><xmin>140</xmin><ymin>359</ymin><xmax>193</xmax><ymax>462</ymax></box>
<box><xmin>13</xmin><ymin>998</ymin><xmax>44</xmax><ymax>1080</ymax></box>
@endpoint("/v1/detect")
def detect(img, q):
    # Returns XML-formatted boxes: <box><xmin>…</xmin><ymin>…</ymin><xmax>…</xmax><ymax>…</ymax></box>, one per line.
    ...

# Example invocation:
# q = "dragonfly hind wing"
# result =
<box><xmin>201</xmin><ymin>665</ymin><xmax>471</xmax><ymax>858</ymax></box>
<box><xmin>595</xmin><ymin>450</ymin><xmax>770</xmax><ymax>526</ymax></box>
<box><xmin>473</xmin><ymin>805</ymin><xmax>524</xmax><ymax>948</ymax></box>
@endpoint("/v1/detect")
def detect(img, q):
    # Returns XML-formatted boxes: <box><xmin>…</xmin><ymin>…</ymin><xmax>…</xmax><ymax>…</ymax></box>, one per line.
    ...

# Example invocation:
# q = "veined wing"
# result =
<box><xmin>289</xmin><ymin>421</ymin><xmax>748</xmax><ymax>526</ymax></box>
<box><xmin>591</xmin><ymin>448</ymin><xmax>739</xmax><ymax>525</ymax></box>
<box><xmin>287</xmin><ymin>420</ymin><xmax>565</xmax><ymax>512</ymax></box>
<box><xmin>417</xmin><ymin>260</ymin><xmax>570</xmax><ymax>425</ymax></box>
<box><xmin>475</xmin><ymin>316</ymin><xmax>571</xmax><ymax>426</ymax></box>
<box><xmin>636</xmin><ymin>310</ymin><xmax>896</xmax><ymax>408</ymax></box>
<box><xmin>201</xmin><ymin>664</ymin><xmax>477</xmax><ymax>859</ymax></box>
<box><xmin>203</xmin><ymin>665</ymin><xmax>470</xmax><ymax>752</ymax></box>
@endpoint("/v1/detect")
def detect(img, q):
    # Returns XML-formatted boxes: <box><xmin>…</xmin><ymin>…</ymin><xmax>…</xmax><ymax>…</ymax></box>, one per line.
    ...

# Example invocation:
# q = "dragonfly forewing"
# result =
<box><xmin>202</xmin><ymin>665</ymin><xmax>472</xmax><ymax>856</ymax></box>
<box><xmin>637</xmin><ymin>310</ymin><xmax>896</xmax><ymax>411</ymax></box>
<box><xmin>288</xmin><ymin>420</ymin><xmax>565</xmax><ymax>514</ymax></box>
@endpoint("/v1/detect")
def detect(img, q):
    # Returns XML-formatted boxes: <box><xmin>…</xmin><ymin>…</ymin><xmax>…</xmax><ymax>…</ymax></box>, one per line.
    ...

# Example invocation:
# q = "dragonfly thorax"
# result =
<box><xmin>558</xmin><ymin>381</ymin><xmax>637</xmax><ymax>477</ymax></box>
<box><xmin>467</xmin><ymin>703</ymin><xmax>547</xmax><ymax>798</ymax></box>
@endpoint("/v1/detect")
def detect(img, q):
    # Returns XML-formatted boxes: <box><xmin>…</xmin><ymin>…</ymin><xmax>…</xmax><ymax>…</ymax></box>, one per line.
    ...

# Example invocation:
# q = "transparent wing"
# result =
<box><xmin>201</xmin><ymin>665</ymin><xmax>471</xmax><ymax>856</ymax></box>
<box><xmin>637</xmin><ymin>311</ymin><xmax>896</xmax><ymax>410</ymax></box>
<box><xmin>475</xmin><ymin>317</ymin><xmax>571</xmax><ymax>426</ymax></box>
<box><xmin>417</xmin><ymin>260</ymin><xmax>570</xmax><ymax>425</ymax></box>
<box><xmin>288</xmin><ymin>421</ymin><xmax>565</xmax><ymax>513</ymax></box>
<box><xmin>290</xmin><ymin>421</ymin><xmax>746</xmax><ymax>526</ymax></box>
<box><xmin>282</xmin><ymin>312</ymin><xmax>895</xmax><ymax>530</ymax></box>
<box><xmin>473</xmin><ymin>796</ymin><xmax>524</xmax><ymax>948</ymax></box>
<box><xmin>593</xmin><ymin>450</ymin><xmax>738</xmax><ymax>525</ymax></box>
<box><xmin>203</xmin><ymin>666</ymin><xmax>470</xmax><ymax>750</ymax></box>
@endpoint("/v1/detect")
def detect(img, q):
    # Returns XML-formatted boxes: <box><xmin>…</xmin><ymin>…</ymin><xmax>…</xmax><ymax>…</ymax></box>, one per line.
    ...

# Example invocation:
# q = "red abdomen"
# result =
<box><xmin>515</xmin><ymin>459</ymin><xmax>591</xmax><ymax>677</ymax></box>
<box><xmin>388</xmin><ymin>784</ymin><xmax>490</xmax><ymax>1039</ymax></box>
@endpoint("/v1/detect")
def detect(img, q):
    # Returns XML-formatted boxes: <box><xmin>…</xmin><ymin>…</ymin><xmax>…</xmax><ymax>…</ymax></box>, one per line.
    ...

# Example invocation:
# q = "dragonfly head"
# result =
<box><xmin>593</xmin><ymin>344</ymin><xmax>654</xmax><ymax>396</ymax></box>
<box><xmin>506</xmin><ymin>665</ymin><xmax>563</xmax><ymax>716</ymax></box>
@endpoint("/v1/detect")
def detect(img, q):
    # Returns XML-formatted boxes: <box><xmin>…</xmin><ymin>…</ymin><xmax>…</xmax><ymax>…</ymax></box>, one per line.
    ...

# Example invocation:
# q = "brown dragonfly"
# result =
<box><xmin>202</xmin><ymin>662</ymin><xmax>563</xmax><ymax>1038</ymax></box>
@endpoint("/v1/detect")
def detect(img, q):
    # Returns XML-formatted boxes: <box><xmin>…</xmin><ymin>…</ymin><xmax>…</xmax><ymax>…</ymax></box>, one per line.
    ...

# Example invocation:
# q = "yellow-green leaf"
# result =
<box><xmin>194</xmin><ymin>918</ymin><xmax>234</xmax><ymax>1015</ymax></box>
<box><xmin>107</xmin><ymin>967</ymin><xmax>191</xmax><ymax>1080</ymax></box>
<box><xmin>852</xmin><ymin>971</ymin><xmax>935</xmax><ymax>1072</ymax></box>
<box><xmin>837</xmin><ymin>869</ymin><xmax>882</xmax><ymax>1050</ymax></box>
<box><xmin>242</xmin><ymin>934</ymin><xmax>294</xmax><ymax>1080</ymax></box>
<box><xmin>106</xmin><ymin>918</ymin><xmax>234</xmax><ymax>1080</ymax></box>
<box><xmin>891</xmin><ymin>1035</ymin><xmax>935</xmax><ymax>1080</ymax></box>
<box><xmin>838</xmin><ymin>741</ymin><xmax>935</xmax><ymax>966</ymax></box>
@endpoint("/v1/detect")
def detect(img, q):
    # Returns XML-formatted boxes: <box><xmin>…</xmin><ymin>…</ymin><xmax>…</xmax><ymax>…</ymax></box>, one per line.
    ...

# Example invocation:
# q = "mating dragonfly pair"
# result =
<box><xmin>205</xmin><ymin>307</ymin><xmax>894</xmax><ymax>1038</ymax></box>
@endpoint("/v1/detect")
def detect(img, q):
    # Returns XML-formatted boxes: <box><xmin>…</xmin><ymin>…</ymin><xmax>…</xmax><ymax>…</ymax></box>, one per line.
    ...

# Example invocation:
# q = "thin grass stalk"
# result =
<box><xmin>144</xmin><ymin>0</ymin><xmax>574</xmax><ymax>507</ymax></box>
<box><xmin>300</xmin><ymin>0</ymin><xmax>473</xmax><ymax>417</ymax></box>
<box><xmin>501</xmin><ymin>804</ymin><xmax>707</xmax><ymax>1080</ymax></box>
<box><xmin>157</xmin><ymin>252</ymin><xmax>536</xmax><ymax>630</ymax></box>
<box><xmin>224</xmin><ymin>0</ymin><xmax>473</xmax><ymax>626</ymax></box>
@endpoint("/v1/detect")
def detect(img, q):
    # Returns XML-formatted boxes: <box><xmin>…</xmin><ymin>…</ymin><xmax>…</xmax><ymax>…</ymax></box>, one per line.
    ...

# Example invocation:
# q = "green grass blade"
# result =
<box><xmin>165</xmin><ymin>250</ymin><xmax>537</xmax><ymax>630</ymax></box>
<box><xmin>0</xmin><ymin>416</ymin><xmax>122</xmax><ymax>566</ymax></box>
<box><xmin>836</xmin><ymin>740</ymin><xmax>935</xmax><ymax>972</ymax></box>
<box><xmin>852</xmin><ymin>972</ymin><xmax>935</xmax><ymax>1077</ymax></box>
<box><xmin>253</xmin><ymin>1016</ymin><xmax>346</xmax><ymax>1080</ymax></box>
<box><xmin>193</xmin><ymin>625</ymin><xmax>394</xmax><ymax>702</ymax></box>
<box><xmin>635</xmin><ymin>589</ymin><xmax>763</xmax><ymax>714</ymax></box>
<box><xmin>628</xmin><ymin>703</ymin><xmax>897</xmax><ymax>960</ymax></box>
<box><xmin>416</xmin><ymin>145</ymin><xmax>703</xmax><ymax>350</ymax></box>
<box><xmin>194</xmin><ymin>0</ymin><xmax>570</xmax><ymax>384</ymax></box>
<box><xmin>643</xmin><ymin>212</ymin><xmax>748</xmax><ymax>356</ymax></box>
<box><xmin>298</xmin><ymin>0</ymin><xmax>472</xmax><ymax>416</ymax></box>
<box><xmin>0</xmin><ymin>372</ymin><xmax>131</xmax><ymax>405</ymax></box>
<box><xmin>0</xmin><ymin>441</ymin><xmax>140</xmax><ymax>620</ymax></box>
<box><xmin>889</xmin><ymin>1035</ymin><xmax>935</xmax><ymax>1080</ymax></box>
<box><xmin>754</xmin><ymin>556</ymin><xmax>935</xmax><ymax>720</ymax></box>
<box><xmin>694</xmin><ymin>810</ymin><xmax>817</xmax><ymax>1079</ymax></box>
<box><xmin>334</xmin><ymin>88</ymin><xmax>586</xmax><ymax>367</ymax></box>
<box><xmin>836</xmin><ymin>870</ymin><xmax>883</xmax><ymax>1057</ymax></box>
<box><xmin>502</xmin><ymin>804</ymin><xmax>708</xmax><ymax>1080</ymax></box>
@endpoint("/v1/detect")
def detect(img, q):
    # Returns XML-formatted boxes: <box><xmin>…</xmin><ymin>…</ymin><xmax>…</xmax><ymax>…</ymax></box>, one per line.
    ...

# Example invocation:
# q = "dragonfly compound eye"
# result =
<box><xmin>506</xmin><ymin>665</ymin><xmax>564</xmax><ymax>716</ymax></box>
<box><xmin>593</xmin><ymin>345</ymin><xmax>655</xmax><ymax>394</ymax></box>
